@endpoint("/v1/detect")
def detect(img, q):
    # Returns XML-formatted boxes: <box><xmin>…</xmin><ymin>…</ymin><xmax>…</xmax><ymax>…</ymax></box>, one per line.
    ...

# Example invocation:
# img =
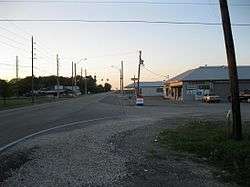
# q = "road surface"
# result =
<box><xmin>0</xmin><ymin>93</ymin><xmax>124</xmax><ymax>149</ymax></box>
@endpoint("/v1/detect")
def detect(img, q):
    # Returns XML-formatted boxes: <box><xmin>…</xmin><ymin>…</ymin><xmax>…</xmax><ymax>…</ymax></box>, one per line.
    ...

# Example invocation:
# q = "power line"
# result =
<box><xmin>3</xmin><ymin>19</ymin><xmax>32</xmax><ymax>37</ymax></box>
<box><xmin>0</xmin><ymin>1</ymin><xmax>249</xmax><ymax>7</ymax></box>
<box><xmin>88</xmin><ymin>51</ymin><xmax>137</xmax><ymax>59</ymax></box>
<box><xmin>35</xmin><ymin>42</ymin><xmax>57</xmax><ymax>56</ymax></box>
<box><xmin>0</xmin><ymin>25</ymin><xmax>29</xmax><ymax>41</ymax></box>
<box><xmin>0</xmin><ymin>33</ymin><xmax>27</xmax><ymax>47</ymax></box>
<box><xmin>0</xmin><ymin>19</ymin><xmax>250</xmax><ymax>27</ymax></box>
<box><xmin>35</xmin><ymin>48</ymin><xmax>55</xmax><ymax>60</ymax></box>
<box><xmin>0</xmin><ymin>40</ymin><xmax>30</xmax><ymax>53</ymax></box>
<box><xmin>0</xmin><ymin>20</ymin><xmax>58</xmax><ymax>57</ymax></box>
<box><xmin>0</xmin><ymin>62</ymin><xmax>31</xmax><ymax>68</ymax></box>
<box><xmin>142</xmin><ymin>66</ymin><xmax>168</xmax><ymax>79</ymax></box>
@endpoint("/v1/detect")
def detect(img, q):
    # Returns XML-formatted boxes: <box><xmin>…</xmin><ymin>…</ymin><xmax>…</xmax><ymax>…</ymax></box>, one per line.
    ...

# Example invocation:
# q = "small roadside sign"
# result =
<box><xmin>136</xmin><ymin>96</ymin><xmax>144</xmax><ymax>106</ymax></box>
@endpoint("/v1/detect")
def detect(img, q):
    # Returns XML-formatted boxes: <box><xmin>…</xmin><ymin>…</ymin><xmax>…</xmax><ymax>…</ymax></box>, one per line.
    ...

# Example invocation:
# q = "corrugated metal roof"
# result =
<box><xmin>125</xmin><ymin>81</ymin><xmax>164</xmax><ymax>88</ymax></box>
<box><xmin>168</xmin><ymin>66</ymin><xmax>250</xmax><ymax>82</ymax></box>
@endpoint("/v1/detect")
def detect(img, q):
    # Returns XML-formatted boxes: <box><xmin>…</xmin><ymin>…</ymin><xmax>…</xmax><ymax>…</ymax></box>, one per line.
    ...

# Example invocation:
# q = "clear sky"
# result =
<box><xmin>0</xmin><ymin>0</ymin><xmax>250</xmax><ymax>89</ymax></box>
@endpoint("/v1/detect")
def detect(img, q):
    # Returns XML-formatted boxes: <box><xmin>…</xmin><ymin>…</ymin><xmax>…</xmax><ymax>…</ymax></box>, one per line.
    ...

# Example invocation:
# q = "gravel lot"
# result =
<box><xmin>1</xmin><ymin>94</ymin><xmax>249</xmax><ymax>186</ymax></box>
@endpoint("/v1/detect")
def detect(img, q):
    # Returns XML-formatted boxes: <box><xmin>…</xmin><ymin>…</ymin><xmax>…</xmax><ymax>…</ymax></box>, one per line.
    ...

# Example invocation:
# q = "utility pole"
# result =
<box><xmin>16</xmin><ymin>56</ymin><xmax>18</xmax><ymax>80</ymax></box>
<box><xmin>56</xmin><ymin>54</ymin><xmax>60</xmax><ymax>99</ymax></box>
<box><xmin>121</xmin><ymin>61</ymin><xmax>124</xmax><ymax>94</ymax></box>
<box><xmin>81</xmin><ymin>67</ymin><xmax>83</xmax><ymax>93</ymax></box>
<box><xmin>71</xmin><ymin>61</ymin><xmax>74</xmax><ymax>95</ymax></box>
<box><xmin>74</xmin><ymin>63</ymin><xmax>77</xmax><ymax>86</ymax></box>
<box><xmin>120</xmin><ymin>69</ymin><xmax>122</xmax><ymax>93</ymax></box>
<box><xmin>137</xmin><ymin>50</ymin><xmax>143</xmax><ymax>96</ymax></box>
<box><xmin>85</xmin><ymin>68</ymin><xmax>87</xmax><ymax>94</ymax></box>
<box><xmin>31</xmin><ymin>36</ymin><xmax>34</xmax><ymax>103</ymax></box>
<box><xmin>16</xmin><ymin>55</ymin><xmax>19</xmax><ymax>97</ymax></box>
<box><xmin>219</xmin><ymin>0</ymin><xmax>242</xmax><ymax>140</ymax></box>
<box><xmin>131</xmin><ymin>75</ymin><xmax>138</xmax><ymax>95</ymax></box>
<box><xmin>133</xmin><ymin>75</ymin><xmax>136</xmax><ymax>92</ymax></box>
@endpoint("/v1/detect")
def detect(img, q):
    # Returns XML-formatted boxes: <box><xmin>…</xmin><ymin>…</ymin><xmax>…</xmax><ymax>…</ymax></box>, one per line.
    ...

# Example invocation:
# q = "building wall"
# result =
<box><xmin>213</xmin><ymin>82</ymin><xmax>229</xmax><ymax>101</ymax></box>
<box><xmin>141</xmin><ymin>87</ymin><xmax>164</xmax><ymax>97</ymax></box>
<box><xmin>182</xmin><ymin>82</ymin><xmax>195</xmax><ymax>101</ymax></box>
<box><xmin>181</xmin><ymin>80</ymin><xmax>250</xmax><ymax>102</ymax></box>
<box><xmin>214</xmin><ymin>80</ymin><xmax>250</xmax><ymax>101</ymax></box>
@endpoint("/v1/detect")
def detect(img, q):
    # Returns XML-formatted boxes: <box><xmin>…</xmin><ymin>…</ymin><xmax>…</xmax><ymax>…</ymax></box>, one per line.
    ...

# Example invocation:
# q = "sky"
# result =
<box><xmin>0</xmin><ymin>0</ymin><xmax>250</xmax><ymax>89</ymax></box>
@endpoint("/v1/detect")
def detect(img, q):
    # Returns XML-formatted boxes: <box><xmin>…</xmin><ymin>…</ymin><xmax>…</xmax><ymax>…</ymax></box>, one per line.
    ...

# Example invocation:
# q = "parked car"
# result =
<box><xmin>202</xmin><ymin>94</ymin><xmax>221</xmax><ymax>103</ymax></box>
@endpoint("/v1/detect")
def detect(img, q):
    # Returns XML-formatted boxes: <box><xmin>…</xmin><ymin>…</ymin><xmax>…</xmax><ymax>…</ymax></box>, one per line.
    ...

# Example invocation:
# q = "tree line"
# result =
<box><xmin>0</xmin><ymin>75</ymin><xmax>112</xmax><ymax>99</ymax></box>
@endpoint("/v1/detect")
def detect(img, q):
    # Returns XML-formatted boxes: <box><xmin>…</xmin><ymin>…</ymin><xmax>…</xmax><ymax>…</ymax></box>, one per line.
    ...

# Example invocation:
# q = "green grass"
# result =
<box><xmin>158</xmin><ymin>121</ymin><xmax>250</xmax><ymax>186</ymax></box>
<box><xmin>0</xmin><ymin>97</ymin><xmax>66</xmax><ymax>110</ymax></box>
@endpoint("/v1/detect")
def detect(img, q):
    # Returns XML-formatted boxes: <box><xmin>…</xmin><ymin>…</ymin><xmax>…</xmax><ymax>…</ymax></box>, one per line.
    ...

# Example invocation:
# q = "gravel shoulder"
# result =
<box><xmin>0</xmin><ymin>116</ymin><xmax>233</xmax><ymax>186</ymax></box>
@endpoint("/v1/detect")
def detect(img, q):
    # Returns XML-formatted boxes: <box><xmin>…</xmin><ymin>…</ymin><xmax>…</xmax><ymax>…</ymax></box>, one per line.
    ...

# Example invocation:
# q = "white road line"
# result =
<box><xmin>0</xmin><ymin>116</ymin><xmax>117</xmax><ymax>154</ymax></box>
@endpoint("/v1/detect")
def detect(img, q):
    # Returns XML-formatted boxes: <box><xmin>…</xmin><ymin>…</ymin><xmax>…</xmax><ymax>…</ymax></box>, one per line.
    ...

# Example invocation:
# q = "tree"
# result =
<box><xmin>95</xmin><ymin>85</ymin><xmax>104</xmax><ymax>93</ymax></box>
<box><xmin>104</xmin><ymin>83</ymin><xmax>112</xmax><ymax>92</ymax></box>
<box><xmin>0</xmin><ymin>79</ymin><xmax>12</xmax><ymax>105</ymax></box>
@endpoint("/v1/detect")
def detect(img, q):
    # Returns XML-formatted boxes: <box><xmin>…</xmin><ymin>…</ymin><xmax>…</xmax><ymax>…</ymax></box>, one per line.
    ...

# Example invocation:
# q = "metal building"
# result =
<box><xmin>164</xmin><ymin>66</ymin><xmax>250</xmax><ymax>102</ymax></box>
<box><xmin>126</xmin><ymin>81</ymin><xmax>164</xmax><ymax>97</ymax></box>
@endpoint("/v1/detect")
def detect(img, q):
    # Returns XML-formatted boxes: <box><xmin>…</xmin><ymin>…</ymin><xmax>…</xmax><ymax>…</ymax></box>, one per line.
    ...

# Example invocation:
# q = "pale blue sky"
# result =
<box><xmin>0</xmin><ymin>0</ymin><xmax>249</xmax><ymax>89</ymax></box>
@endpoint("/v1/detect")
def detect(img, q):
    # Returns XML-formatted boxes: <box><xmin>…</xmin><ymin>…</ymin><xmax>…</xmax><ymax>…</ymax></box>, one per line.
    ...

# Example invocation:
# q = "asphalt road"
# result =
<box><xmin>1</xmin><ymin>93</ymin><xmax>250</xmax><ymax>150</ymax></box>
<box><xmin>0</xmin><ymin>93</ymin><xmax>125</xmax><ymax>149</ymax></box>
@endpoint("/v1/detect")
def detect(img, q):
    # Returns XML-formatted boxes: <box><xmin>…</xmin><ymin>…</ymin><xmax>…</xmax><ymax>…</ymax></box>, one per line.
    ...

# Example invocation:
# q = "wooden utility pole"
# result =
<box><xmin>219</xmin><ymin>0</ymin><xmax>242</xmax><ymax>140</ymax></box>
<box><xmin>120</xmin><ymin>69</ymin><xmax>122</xmax><ymax>93</ymax></box>
<box><xmin>121</xmin><ymin>61</ymin><xmax>124</xmax><ymax>94</ymax></box>
<box><xmin>31</xmin><ymin>36</ymin><xmax>34</xmax><ymax>103</ymax></box>
<box><xmin>137</xmin><ymin>50</ymin><xmax>143</xmax><ymax>96</ymax></box>
<box><xmin>56</xmin><ymin>54</ymin><xmax>60</xmax><ymax>99</ymax></box>
<box><xmin>85</xmin><ymin>68</ymin><xmax>87</xmax><ymax>94</ymax></box>
<box><xmin>72</xmin><ymin>61</ymin><xmax>74</xmax><ymax>94</ymax></box>
<box><xmin>74</xmin><ymin>63</ymin><xmax>77</xmax><ymax>86</ymax></box>
<box><xmin>16</xmin><ymin>56</ymin><xmax>18</xmax><ymax>80</ymax></box>
<box><xmin>81</xmin><ymin>67</ymin><xmax>83</xmax><ymax>93</ymax></box>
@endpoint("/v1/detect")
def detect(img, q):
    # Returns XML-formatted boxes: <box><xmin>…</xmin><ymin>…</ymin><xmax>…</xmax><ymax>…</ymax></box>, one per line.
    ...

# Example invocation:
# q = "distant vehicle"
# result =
<box><xmin>195</xmin><ymin>89</ymin><xmax>210</xmax><ymax>101</ymax></box>
<box><xmin>240</xmin><ymin>90</ymin><xmax>250</xmax><ymax>103</ymax></box>
<box><xmin>228</xmin><ymin>90</ymin><xmax>250</xmax><ymax>103</ymax></box>
<box><xmin>202</xmin><ymin>94</ymin><xmax>221</xmax><ymax>103</ymax></box>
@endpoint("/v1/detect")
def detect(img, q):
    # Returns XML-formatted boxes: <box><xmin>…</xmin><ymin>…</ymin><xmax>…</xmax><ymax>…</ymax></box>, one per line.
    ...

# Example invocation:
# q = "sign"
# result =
<box><xmin>186</xmin><ymin>84</ymin><xmax>197</xmax><ymax>90</ymax></box>
<box><xmin>136</xmin><ymin>96</ymin><xmax>144</xmax><ymax>106</ymax></box>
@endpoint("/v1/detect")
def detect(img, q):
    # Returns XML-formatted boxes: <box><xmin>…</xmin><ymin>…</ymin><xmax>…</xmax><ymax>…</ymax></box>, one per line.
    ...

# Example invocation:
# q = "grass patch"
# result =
<box><xmin>0</xmin><ymin>97</ymin><xmax>68</xmax><ymax>110</ymax></box>
<box><xmin>158</xmin><ymin>120</ymin><xmax>250</xmax><ymax>186</ymax></box>
<box><xmin>0</xmin><ymin>98</ymin><xmax>32</xmax><ymax>110</ymax></box>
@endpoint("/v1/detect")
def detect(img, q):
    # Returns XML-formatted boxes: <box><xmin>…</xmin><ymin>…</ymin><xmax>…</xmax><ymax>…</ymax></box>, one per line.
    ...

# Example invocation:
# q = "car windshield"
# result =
<box><xmin>0</xmin><ymin>1</ymin><xmax>250</xmax><ymax>186</ymax></box>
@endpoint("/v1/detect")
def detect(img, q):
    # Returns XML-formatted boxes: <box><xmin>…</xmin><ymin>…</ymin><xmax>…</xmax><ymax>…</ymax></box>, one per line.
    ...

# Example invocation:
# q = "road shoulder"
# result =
<box><xmin>0</xmin><ymin>117</ymin><xmax>232</xmax><ymax>186</ymax></box>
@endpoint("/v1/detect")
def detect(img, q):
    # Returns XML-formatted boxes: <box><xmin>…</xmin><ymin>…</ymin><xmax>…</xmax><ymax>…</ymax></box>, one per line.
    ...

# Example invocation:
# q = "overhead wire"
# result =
<box><xmin>142</xmin><ymin>66</ymin><xmax>169</xmax><ymax>79</ymax></box>
<box><xmin>0</xmin><ymin>25</ymin><xmax>30</xmax><ymax>41</ymax></box>
<box><xmin>0</xmin><ymin>19</ymin><xmax>249</xmax><ymax>27</ymax></box>
<box><xmin>0</xmin><ymin>1</ymin><xmax>249</xmax><ymax>7</ymax></box>
<box><xmin>0</xmin><ymin>19</ymin><xmax>58</xmax><ymax>58</ymax></box>
<box><xmin>0</xmin><ymin>40</ymin><xmax>30</xmax><ymax>54</ymax></box>
<box><xmin>0</xmin><ymin>33</ymin><xmax>28</xmax><ymax>47</ymax></box>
